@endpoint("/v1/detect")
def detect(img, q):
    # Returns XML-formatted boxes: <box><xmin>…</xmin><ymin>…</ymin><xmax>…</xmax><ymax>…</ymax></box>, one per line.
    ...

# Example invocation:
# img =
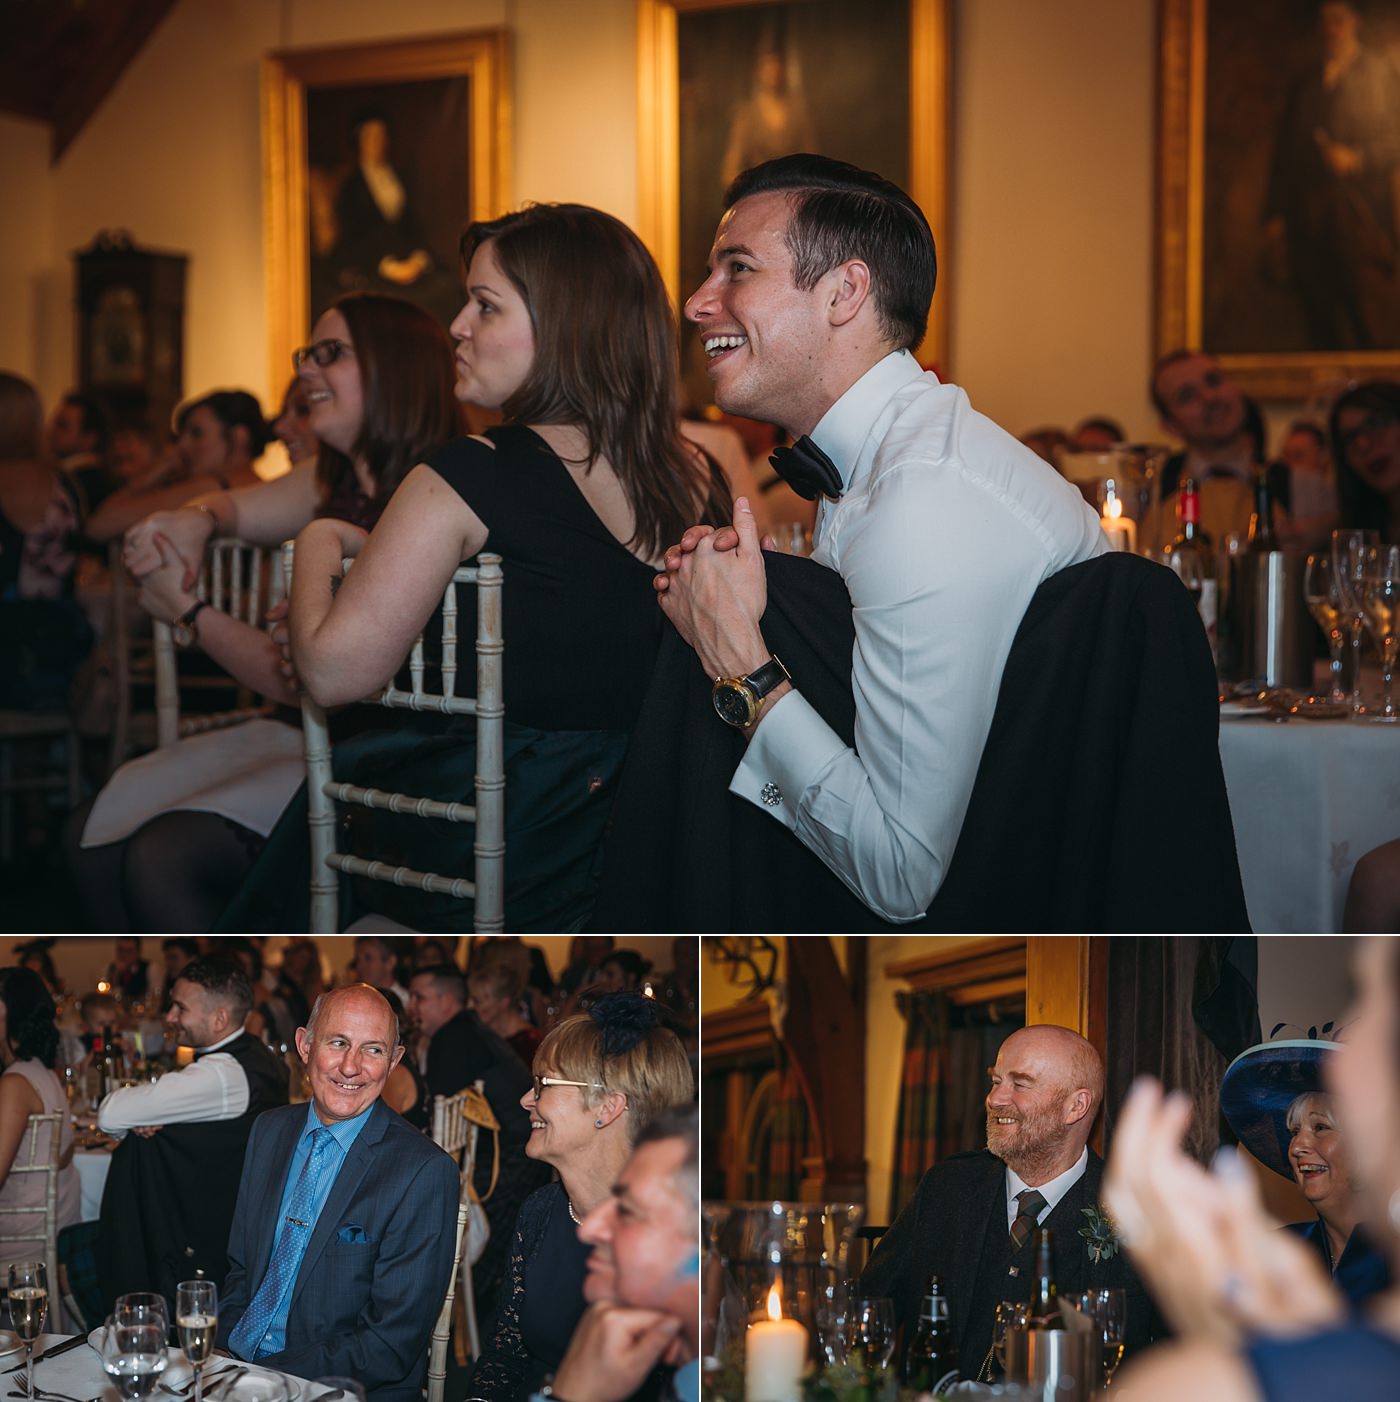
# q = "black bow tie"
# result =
<box><xmin>769</xmin><ymin>436</ymin><xmax>843</xmax><ymax>501</ymax></box>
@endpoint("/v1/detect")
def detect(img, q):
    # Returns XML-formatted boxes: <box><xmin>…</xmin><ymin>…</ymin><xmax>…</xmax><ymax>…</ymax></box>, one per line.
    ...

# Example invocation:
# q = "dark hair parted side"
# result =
<box><xmin>460</xmin><ymin>204</ymin><xmax>731</xmax><ymax>560</ymax></box>
<box><xmin>723</xmin><ymin>154</ymin><xmax>937</xmax><ymax>352</ymax></box>
<box><xmin>0</xmin><ymin>967</ymin><xmax>59</xmax><ymax>1069</ymax></box>
<box><xmin>315</xmin><ymin>293</ymin><xmax>459</xmax><ymax>510</ymax></box>
<box><xmin>175</xmin><ymin>390</ymin><xmax>277</xmax><ymax>458</ymax></box>
<box><xmin>175</xmin><ymin>956</ymin><xmax>252</xmax><ymax>1024</ymax></box>
<box><xmin>412</xmin><ymin>963</ymin><xmax>467</xmax><ymax>1007</ymax></box>
<box><xmin>1330</xmin><ymin>379</ymin><xmax>1400</xmax><ymax>540</ymax></box>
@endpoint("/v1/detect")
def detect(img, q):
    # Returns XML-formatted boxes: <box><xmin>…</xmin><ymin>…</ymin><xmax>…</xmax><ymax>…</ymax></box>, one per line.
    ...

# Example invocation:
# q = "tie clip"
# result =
<box><xmin>286</xmin><ymin>1216</ymin><xmax>309</xmax><ymax>1227</ymax></box>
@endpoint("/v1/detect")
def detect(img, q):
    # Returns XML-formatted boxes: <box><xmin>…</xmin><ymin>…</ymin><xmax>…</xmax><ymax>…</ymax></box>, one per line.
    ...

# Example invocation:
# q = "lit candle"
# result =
<box><xmin>745</xmin><ymin>1284</ymin><xmax>807</xmax><ymax>1402</ymax></box>
<box><xmin>175</xmin><ymin>1046</ymin><xmax>195</xmax><ymax>1067</ymax></box>
<box><xmin>1099</xmin><ymin>489</ymin><xmax>1137</xmax><ymax>553</ymax></box>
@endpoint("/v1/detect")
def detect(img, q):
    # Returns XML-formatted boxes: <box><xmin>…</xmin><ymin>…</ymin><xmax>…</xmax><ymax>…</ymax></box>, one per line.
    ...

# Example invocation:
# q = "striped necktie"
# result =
<box><xmin>1008</xmin><ymin>1188</ymin><xmax>1047</xmax><ymax>1253</ymax></box>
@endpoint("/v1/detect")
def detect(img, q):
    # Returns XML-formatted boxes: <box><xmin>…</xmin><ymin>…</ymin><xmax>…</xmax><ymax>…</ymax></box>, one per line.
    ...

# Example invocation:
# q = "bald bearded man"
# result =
<box><xmin>861</xmin><ymin>1025</ymin><xmax>1159</xmax><ymax>1382</ymax></box>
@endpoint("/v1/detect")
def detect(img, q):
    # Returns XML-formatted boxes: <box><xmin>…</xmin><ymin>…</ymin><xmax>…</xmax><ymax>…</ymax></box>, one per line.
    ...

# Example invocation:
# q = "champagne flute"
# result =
<box><xmin>847</xmin><ymin>1296</ymin><xmax>896</xmax><ymax>1372</ymax></box>
<box><xmin>1332</xmin><ymin>528</ymin><xmax>1379</xmax><ymax>714</ymax></box>
<box><xmin>100</xmin><ymin>1317</ymin><xmax>168</xmax><ymax>1402</ymax></box>
<box><xmin>1304</xmin><ymin>553</ymin><xmax>1349</xmax><ymax>704</ymax></box>
<box><xmin>1362</xmin><ymin>545</ymin><xmax>1400</xmax><ymax>723</ymax></box>
<box><xmin>177</xmin><ymin>1280</ymin><xmax>218</xmax><ymax>1402</ymax></box>
<box><xmin>8</xmin><ymin>1261</ymin><xmax>47</xmax><ymax>1400</ymax></box>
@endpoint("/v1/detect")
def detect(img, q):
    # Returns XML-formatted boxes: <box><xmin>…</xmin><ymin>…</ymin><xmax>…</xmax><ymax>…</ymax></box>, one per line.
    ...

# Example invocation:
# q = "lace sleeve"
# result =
<box><xmin>463</xmin><ymin>1186</ymin><xmax>553</xmax><ymax>1402</ymax></box>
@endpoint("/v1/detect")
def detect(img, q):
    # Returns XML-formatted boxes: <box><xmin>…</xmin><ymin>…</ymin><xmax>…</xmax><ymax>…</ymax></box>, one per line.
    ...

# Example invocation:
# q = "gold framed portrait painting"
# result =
<box><xmin>1157</xmin><ymin>0</ymin><xmax>1400</xmax><ymax>398</ymax></box>
<box><xmin>637</xmin><ymin>0</ymin><xmax>950</xmax><ymax>408</ymax></box>
<box><xmin>262</xmin><ymin>31</ymin><xmax>510</xmax><ymax>389</ymax></box>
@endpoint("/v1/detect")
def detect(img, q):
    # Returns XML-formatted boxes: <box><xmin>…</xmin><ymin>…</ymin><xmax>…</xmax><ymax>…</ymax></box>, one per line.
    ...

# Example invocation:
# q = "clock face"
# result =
<box><xmin>712</xmin><ymin>683</ymin><xmax>753</xmax><ymax>728</ymax></box>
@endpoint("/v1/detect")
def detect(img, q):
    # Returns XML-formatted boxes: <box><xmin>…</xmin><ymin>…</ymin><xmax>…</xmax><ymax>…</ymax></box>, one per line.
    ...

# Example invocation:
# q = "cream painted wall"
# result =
<box><xmin>950</xmin><ymin>0</ymin><xmax>1159</xmax><ymax>442</ymax></box>
<box><xmin>0</xmin><ymin>115</ymin><xmax>56</xmax><ymax>387</ymax></box>
<box><xmin>17</xmin><ymin>0</ymin><xmax>636</xmax><ymax>416</ymax></box>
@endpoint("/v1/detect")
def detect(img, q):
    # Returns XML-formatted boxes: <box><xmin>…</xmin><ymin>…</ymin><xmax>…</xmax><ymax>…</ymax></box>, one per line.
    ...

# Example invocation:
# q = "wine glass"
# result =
<box><xmin>991</xmin><ymin>1299</ymin><xmax>1028</xmax><ymax>1378</ymax></box>
<box><xmin>115</xmin><ymin>1292</ymin><xmax>170</xmax><ymax>1337</ymax></box>
<box><xmin>8</xmin><ymin>1262</ymin><xmax>47</xmax><ymax>1400</ymax></box>
<box><xmin>847</xmin><ymin>1296</ymin><xmax>896</xmax><ymax>1372</ymax></box>
<box><xmin>1332</xmin><ymin>528</ymin><xmax>1380</xmax><ymax>714</ymax></box>
<box><xmin>1304</xmin><ymin>553</ymin><xmax>1349</xmax><ymax>704</ymax></box>
<box><xmin>100</xmin><ymin>1317</ymin><xmax>168</xmax><ymax>1402</ymax></box>
<box><xmin>1073</xmin><ymin>1288</ymin><xmax>1126</xmax><ymax>1389</ymax></box>
<box><xmin>176</xmin><ymin>1280</ymin><xmax>218</xmax><ymax>1402</ymax></box>
<box><xmin>814</xmin><ymin>1280</ymin><xmax>852</xmax><ymax>1367</ymax></box>
<box><xmin>1362</xmin><ymin>545</ymin><xmax>1400</xmax><ymax>723</ymax></box>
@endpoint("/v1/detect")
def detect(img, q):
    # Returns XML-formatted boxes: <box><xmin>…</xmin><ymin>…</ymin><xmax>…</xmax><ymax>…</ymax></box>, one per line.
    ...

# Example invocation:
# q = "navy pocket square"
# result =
<box><xmin>337</xmin><ymin>1223</ymin><xmax>371</xmax><ymax>1244</ymax></box>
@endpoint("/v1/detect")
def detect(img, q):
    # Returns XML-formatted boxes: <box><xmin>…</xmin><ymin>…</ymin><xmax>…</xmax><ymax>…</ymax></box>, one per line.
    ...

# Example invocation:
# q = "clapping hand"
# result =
<box><xmin>549</xmin><ymin>1302</ymin><xmax>683</xmax><ymax>1402</ymax></box>
<box><xmin>1103</xmin><ymin>1078</ymin><xmax>1342</xmax><ymax>1346</ymax></box>
<box><xmin>124</xmin><ymin>508</ymin><xmax>214</xmax><ymax>584</ymax></box>
<box><xmin>134</xmin><ymin>533</ymin><xmax>198</xmax><ymax>624</ymax></box>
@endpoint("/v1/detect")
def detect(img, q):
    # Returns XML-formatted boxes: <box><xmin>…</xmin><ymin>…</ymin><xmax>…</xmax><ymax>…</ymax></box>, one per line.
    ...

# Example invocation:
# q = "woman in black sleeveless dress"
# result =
<box><xmin>287</xmin><ymin>204</ymin><xmax>730</xmax><ymax>931</ymax></box>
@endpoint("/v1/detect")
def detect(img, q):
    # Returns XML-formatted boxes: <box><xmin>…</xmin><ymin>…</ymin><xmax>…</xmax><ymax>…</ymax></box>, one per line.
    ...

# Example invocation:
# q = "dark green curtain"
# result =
<box><xmin>889</xmin><ymin>989</ymin><xmax>951</xmax><ymax>1216</ymax></box>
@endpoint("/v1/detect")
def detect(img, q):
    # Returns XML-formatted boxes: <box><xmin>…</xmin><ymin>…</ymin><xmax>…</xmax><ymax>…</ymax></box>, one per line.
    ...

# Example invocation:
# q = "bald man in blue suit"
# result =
<box><xmin>219</xmin><ymin>985</ymin><xmax>457</xmax><ymax>1402</ymax></box>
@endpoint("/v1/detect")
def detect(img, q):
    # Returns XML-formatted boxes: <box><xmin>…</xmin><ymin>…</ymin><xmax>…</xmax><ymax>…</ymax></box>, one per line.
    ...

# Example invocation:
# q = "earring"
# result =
<box><xmin>595</xmin><ymin>1118</ymin><xmax>604</xmax><ymax>1128</ymax></box>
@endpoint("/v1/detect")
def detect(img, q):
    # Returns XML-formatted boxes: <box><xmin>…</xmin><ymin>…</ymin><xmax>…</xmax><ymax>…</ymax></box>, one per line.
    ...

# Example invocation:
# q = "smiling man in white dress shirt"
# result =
<box><xmin>657</xmin><ymin>153</ymin><xmax>1106</xmax><ymax>923</ymax></box>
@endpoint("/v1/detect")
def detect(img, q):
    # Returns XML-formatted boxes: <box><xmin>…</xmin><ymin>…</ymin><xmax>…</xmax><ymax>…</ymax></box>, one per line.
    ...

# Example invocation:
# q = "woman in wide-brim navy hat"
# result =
<box><xmin>1220</xmin><ymin>1036</ymin><xmax>1391</xmax><ymax>1306</ymax></box>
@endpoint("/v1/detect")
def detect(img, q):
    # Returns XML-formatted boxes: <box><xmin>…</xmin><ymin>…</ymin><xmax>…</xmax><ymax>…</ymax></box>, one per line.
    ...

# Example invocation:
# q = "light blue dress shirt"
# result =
<box><xmin>254</xmin><ymin>1101</ymin><xmax>374</xmax><ymax>1356</ymax></box>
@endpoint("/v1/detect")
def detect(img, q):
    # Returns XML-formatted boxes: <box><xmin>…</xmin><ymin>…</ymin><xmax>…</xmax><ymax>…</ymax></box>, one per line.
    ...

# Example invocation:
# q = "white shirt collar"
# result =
<box><xmin>194</xmin><ymin>1025</ymin><xmax>247</xmax><ymax>1057</ymax></box>
<box><xmin>1005</xmin><ymin>1146</ymin><xmax>1089</xmax><ymax>1230</ymax></box>
<box><xmin>809</xmin><ymin>349</ymin><xmax>926</xmax><ymax>492</ymax></box>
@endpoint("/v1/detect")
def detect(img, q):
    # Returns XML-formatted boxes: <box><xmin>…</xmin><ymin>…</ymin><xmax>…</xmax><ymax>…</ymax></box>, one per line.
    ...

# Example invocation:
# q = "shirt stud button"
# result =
<box><xmin>761</xmin><ymin>782</ymin><xmax>783</xmax><ymax>808</ymax></box>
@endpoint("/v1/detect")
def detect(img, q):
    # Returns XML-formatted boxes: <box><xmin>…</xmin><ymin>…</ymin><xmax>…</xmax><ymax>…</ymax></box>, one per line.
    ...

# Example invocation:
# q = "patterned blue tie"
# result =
<box><xmin>229</xmin><ymin>1126</ymin><xmax>336</xmax><ymax>1359</ymax></box>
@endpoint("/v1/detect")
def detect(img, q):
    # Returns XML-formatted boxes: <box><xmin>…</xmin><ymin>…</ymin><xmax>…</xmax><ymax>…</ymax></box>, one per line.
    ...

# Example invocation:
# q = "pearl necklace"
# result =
<box><xmin>568</xmin><ymin>1198</ymin><xmax>581</xmax><ymax>1225</ymax></box>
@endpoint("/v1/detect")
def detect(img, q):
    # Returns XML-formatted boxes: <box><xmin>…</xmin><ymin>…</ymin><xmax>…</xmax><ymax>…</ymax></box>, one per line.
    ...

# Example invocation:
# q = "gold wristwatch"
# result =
<box><xmin>712</xmin><ymin>656</ymin><xmax>791</xmax><ymax>729</ymax></box>
<box><xmin>172</xmin><ymin>600</ymin><xmax>208</xmax><ymax>650</ymax></box>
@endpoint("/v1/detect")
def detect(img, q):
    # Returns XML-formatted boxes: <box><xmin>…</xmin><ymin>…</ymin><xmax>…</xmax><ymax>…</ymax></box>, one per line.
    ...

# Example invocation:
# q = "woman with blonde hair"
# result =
<box><xmin>466</xmin><ymin>991</ymin><xmax>694</xmax><ymax>1402</ymax></box>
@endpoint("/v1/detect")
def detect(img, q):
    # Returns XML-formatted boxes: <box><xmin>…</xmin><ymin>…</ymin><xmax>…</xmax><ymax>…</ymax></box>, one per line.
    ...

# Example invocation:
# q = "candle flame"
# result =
<box><xmin>1104</xmin><ymin>496</ymin><xmax>1123</xmax><ymax>520</ymax></box>
<box><xmin>766</xmin><ymin>1283</ymin><xmax>783</xmax><ymax>1321</ymax></box>
<box><xmin>96</xmin><ymin>981</ymin><xmax>111</xmax><ymax>994</ymax></box>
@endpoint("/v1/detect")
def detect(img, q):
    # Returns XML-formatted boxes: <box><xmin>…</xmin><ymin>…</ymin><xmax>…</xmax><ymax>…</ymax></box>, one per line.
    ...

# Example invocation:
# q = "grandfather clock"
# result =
<box><xmin>74</xmin><ymin>230</ymin><xmax>187</xmax><ymax>434</ymax></box>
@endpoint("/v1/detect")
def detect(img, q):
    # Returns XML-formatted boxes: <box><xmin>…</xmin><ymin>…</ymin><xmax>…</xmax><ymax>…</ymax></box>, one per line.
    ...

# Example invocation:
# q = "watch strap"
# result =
<box><xmin>745</xmin><ymin>655</ymin><xmax>791</xmax><ymax>700</ymax></box>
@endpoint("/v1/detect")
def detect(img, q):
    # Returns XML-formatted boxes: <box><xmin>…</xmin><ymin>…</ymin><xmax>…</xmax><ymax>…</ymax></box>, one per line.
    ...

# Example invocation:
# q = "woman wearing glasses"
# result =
<box><xmin>467</xmin><ymin>991</ymin><xmax>694</xmax><ymax>1402</ymax></box>
<box><xmin>69</xmin><ymin>293</ymin><xmax>457</xmax><ymax>932</ymax></box>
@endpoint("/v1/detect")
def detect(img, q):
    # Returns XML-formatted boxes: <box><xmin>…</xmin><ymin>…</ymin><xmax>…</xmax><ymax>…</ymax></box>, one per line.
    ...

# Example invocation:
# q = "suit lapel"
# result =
<box><xmin>289</xmin><ymin>1102</ymin><xmax>389</xmax><ymax>1311</ymax></box>
<box><xmin>959</xmin><ymin>1159</ymin><xmax>1012</xmax><ymax>1369</ymax></box>
<box><xmin>1042</xmin><ymin>1153</ymin><xmax>1104</xmax><ymax>1297</ymax></box>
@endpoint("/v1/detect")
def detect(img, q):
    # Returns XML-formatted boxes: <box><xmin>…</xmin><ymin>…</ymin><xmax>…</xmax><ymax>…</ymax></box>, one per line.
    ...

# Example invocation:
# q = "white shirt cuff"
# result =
<box><xmin>729</xmin><ymin>690</ymin><xmax>848</xmax><ymax>825</ymax></box>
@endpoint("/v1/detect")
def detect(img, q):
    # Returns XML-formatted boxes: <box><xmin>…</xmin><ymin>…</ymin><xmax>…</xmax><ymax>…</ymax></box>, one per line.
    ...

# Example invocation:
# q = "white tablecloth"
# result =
<box><xmin>1220</xmin><ymin>716</ymin><xmax>1400</xmax><ymax>931</ymax></box>
<box><xmin>74</xmin><ymin>1149</ymin><xmax>112</xmax><ymax>1223</ymax></box>
<box><xmin>9</xmin><ymin>1334</ymin><xmax>331</xmax><ymax>1402</ymax></box>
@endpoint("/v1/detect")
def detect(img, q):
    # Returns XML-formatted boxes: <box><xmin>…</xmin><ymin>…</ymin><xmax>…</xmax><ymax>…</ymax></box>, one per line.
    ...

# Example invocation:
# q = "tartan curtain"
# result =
<box><xmin>889</xmin><ymin>989</ymin><xmax>952</xmax><ymax>1216</ymax></box>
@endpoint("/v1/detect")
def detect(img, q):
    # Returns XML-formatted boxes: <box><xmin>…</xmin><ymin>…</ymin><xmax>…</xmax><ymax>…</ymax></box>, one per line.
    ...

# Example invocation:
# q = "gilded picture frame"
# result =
<box><xmin>261</xmin><ymin>30</ymin><xmax>510</xmax><ymax>390</ymax></box>
<box><xmin>1156</xmin><ymin>0</ymin><xmax>1400</xmax><ymax>399</ymax></box>
<box><xmin>636</xmin><ymin>0</ymin><xmax>950</xmax><ymax>393</ymax></box>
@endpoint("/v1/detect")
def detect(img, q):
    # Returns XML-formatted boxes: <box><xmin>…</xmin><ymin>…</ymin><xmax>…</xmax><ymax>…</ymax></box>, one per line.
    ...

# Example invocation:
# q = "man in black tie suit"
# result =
<box><xmin>860</xmin><ymin>1024</ymin><xmax>1158</xmax><ymax>1382</ymax></box>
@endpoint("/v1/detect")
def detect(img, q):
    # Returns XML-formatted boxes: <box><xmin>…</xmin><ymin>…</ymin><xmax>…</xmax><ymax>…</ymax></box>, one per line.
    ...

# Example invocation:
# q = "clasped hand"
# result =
<box><xmin>549</xmin><ymin>1301</ymin><xmax>684</xmax><ymax>1402</ymax></box>
<box><xmin>270</xmin><ymin>518</ymin><xmax>371</xmax><ymax>693</ymax></box>
<box><xmin>655</xmin><ymin>495</ymin><xmax>777</xmax><ymax>679</ymax></box>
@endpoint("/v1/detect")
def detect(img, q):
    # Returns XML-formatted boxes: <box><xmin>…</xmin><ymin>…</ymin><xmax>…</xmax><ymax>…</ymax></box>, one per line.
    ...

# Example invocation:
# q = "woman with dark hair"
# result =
<box><xmin>70</xmin><ymin>294</ymin><xmax>459</xmax><ymax>932</ymax></box>
<box><xmin>1330</xmin><ymin>379</ymin><xmax>1400</xmax><ymax>542</ymax></box>
<box><xmin>287</xmin><ymin>203</ymin><xmax>731</xmax><ymax>931</ymax></box>
<box><xmin>87</xmin><ymin>388</ymin><xmax>274</xmax><ymax>543</ymax></box>
<box><xmin>465</xmin><ymin>992</ymin><xmax>694</xmax><ymax>1402</ymax></box>
<box><xmin>598</xmin><ymin>949</ymin><xmax>651</xmax><ymax>994</ymax></box>
<box><xmin>0</xmin><ymin>967</ymin><xmax>80</xmax><ymax>1274</ymax></box>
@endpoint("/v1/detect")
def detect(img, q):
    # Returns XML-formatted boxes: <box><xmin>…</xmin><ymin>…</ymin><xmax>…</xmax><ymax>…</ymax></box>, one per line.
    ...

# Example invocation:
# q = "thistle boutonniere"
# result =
<box><xmin>1079</xmin><ymin>1204</ymin><xmax>1120</xmax><ymax>1265</ymax></box>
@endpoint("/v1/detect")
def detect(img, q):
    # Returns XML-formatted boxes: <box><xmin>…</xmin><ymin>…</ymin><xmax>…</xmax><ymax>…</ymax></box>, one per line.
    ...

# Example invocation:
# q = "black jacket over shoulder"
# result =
<box><xmin>860</xmin><ymin>1150</ymin><xmax>1159</xmax><ymax>1381</ymax></box>
<box><xmin>96</xmin><ymin>1032</ymin><xmax>289</xmax><ymax>1310</ymax></box>
<box><xmin>592</xmin><ymin>548</ymin><xmax>1249</xmax><ymax>933</ymax></box>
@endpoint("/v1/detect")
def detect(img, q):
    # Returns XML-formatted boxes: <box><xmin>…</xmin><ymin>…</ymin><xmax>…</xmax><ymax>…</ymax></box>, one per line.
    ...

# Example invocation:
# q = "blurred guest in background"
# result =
<box><xmin>1275</xmin><ymin>420</ymin><xmax>1337</xmax><ymax>551</ymax></box>
<box><xmin>1072</xmin><ymin>415</ymin><xmax>1126</xmax><ymax>452</ymax></box>
<box><xmin>48</xmin><ymin>390</ymin><xmax>119</xmax><ymax>514</ymax></box>
<box><xmin>598</xmin><ymin>950</ymin><xmax>650</xmax><ymax>995</ymax></box>
<box><xmin>466</xmin><ymin>993</ymin><xmax>694</xmax><ymax>1402</ymax></box>
<box><xmin>0</xmin><ymin>372</ymin><xmax>90</xmax><ymax>713</ymax></box>
<box><xmin>96</xmin><ymin>955</ymin><xmax>288</xmax><ymax>1309</ymax></box>
<box><xmin>271</xmin><ymin>375</ymin><xmax>318</xmax><ymax>470</ymax></box>
<box><xmin>87</xmin><ymin>389</ymin><xmax>273</xmax><ymax>544</ymax></box>
<box><xmin>469</xmin><ymin>958</ymin><xmax>543</xmax><ymax>1070</ymax></box>
<box><xmin>408</xmin><ymin>962</ymin><xmax>543</xmax><ymax>1325</ymax></box>
<box><xmin>355</xmin><ymin>936</ymin><xmax>411</xmax><ymax>1006</ymax></box>
<box><xmin>1020</xmin><ymin>425</ymin><xmax>1072</xmax><ymax>468</ymax></box>
<box><xmin>1330</xmin><ymin>379</ymin><xmax>1400</xmax><ymax>542</ymax></box>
